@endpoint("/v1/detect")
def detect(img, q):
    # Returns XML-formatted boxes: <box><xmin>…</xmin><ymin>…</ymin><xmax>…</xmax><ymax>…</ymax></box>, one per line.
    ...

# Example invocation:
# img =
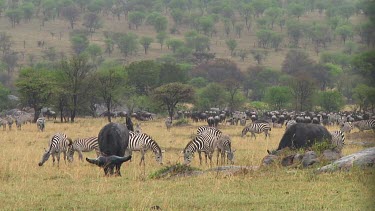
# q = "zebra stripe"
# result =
<box><xmin>38</xmin><ymin>133</ymin><xmax>73</xmax><ymax>166</ymax></box>
<box><xmin>216</xmin><ymin>135</ymin><xmax>235</xmax><ymax>165</ymax></box>
<box><xmin>165</xmin><ymin>117</ymin><xmax>172</xmax><ymax>131</ymax></box>
<box><xmin>126</xmin><ymin>131</ymin><xmax>163</xmax><ymax>165</ymax></box>
<box><xmin>183</xmin><ymin>132</ymin><xmax>217</xmax><ymax>165</ymax></box>
<box><xmin>196</xmin><ymin>126</ymin><xmax>222</xmax><ymax>137</ymax></box>
<box><xmin>352</xmin><ymin>120</ymin><xmax>375</xmax><ymax>132</ymax></box>
<box><xmin>339</xmin><ymin>122</ymin><xmax>353</xmax><ymax>133</ymax></box>
<box><xmin>241</xmin><ymin>123</ymin><xmax>271</xmax><ymax>139</ymax></box>
<box><xmin>36</xmin><ymin>117</ymin><xmax>45</xmax><ymax>132</ymax></box>
<box><xmin>330</xmin><ymin>131</ymin><xmax>345</xmax><ymax>152</ymax></box>
<box><xmin>67</xmin><ymin>137</ymin><xmax>100</xmax><ymax>162</ymax></box>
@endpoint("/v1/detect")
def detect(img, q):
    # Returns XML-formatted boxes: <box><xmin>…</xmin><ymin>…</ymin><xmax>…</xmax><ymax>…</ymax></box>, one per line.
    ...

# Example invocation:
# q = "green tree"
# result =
<box><xmin>146</xmin><ymin>12</ymin><xmax>168</xmax><ymax>33</ymax></box>
<box><xmin>265</xmin><ymin>86</ymin><xmax>292</xmax><ymax>110</ymax></box>
<box><xmin>251</xmin><ymin>0</ymin><xmax>271</xmax><ymax>17</ymax></box>
<box><xmin>250</xmin><ymin>49</ymin><xmax>268</xmax><ymax>65</ymax></box>
<box><xmin>318</xmin><ymin>90</ymin><xmax>344</xmax><ymax>112</ymax></box>
<box><xmin>126</xmin><ymin>60</ymin><xmax>160</xmax><ymax>95</ymax></box>
<box><xmin>337</xmin><ymin>3</ymin><xmax>355</xmax><ymax>21</ymax></box>
<box><xmin>85</xmin><ymin>44</ymin><xmax>102</xmax><ymax>66</ymax></box>
<box><xmin>166</xmin><ymin>38</ymin><xmax>184</xmax><ymax>53</ymax></box>
<box><xmin>287</xmin><ymin>3</ymin><xmax>304</xmax><ymax>20</ymax></box>
<box><xmin>159</xmin><ymin>62</ymin><xmax>189</xmax><ymax>85</ymax></box>
<box><xmin>156</xmin><ymin>31</ymin><xmax>168</xmax><ymax>50</ymax></box>
<box><xmin>353</xmin><ymin>84</ymin><xmax>375</xmax><ymax>112</ymax></box>
<box><xmin>93</xmin><ymin>64</ymin><xmax>126</xmax><ymax>122</ymax></box>
<box><xmin>116</xmin><ymin>33</ymin><xmax>138</xmax><ymax>57</ymax></box>
<box><xmin>83</xmin><ymin>12</ymin><xmax>102</xmax><ymax>34</ymax></box>
<box><xmin>6</xmin><ymin>8</ymin><xmax>22</xmax><ymax>27</ymax></box>
<box><xmin>139</xmin><ymin>36</ymin><xmax>153</xmax><ymax>54</ymax></box>
<box><xmin>184</xmin><ymin>31</ymin><xmax>210</xmax><ymax>53</ymax></box>
<box><xmin>196</xmin><ymin>82</ymin><xmax>227</xmax><ymax>110</ymax></box>
<box><xmin>152</xmin><ymin>82</ymin><xmax>194</xmax><ymax>120</ymax></box>
<box><xmin>16</xmin><ymin>68</ymin><xmax>57</xmax><ymax>121</ymax></box>
<box><xmin>128</xmin><ymin>11</ymin><xmax>146</xmax><ymax>29</ymax></box>
<box><xmin>171</xmin><ymin>8</ymin><xmax>184</xmax><ymax>27</ymax></box>
<box><xmin>60</xmin><ymin>55</ymin><xmax>93</xmax><ymax>122</ymax></box>
<box><xmin>335</xmin><ymin>24</ymin><xmax>353</xmax><ymax>43</ymax></box>
<box><xmin>0</xmin><ymin>82</ymin><xmax>10</xmax><ymax>110</ymax></box>
<box><xmin>21</xmin><ymin>2</ymin><xmax>35</xmax><ymax>22</ymax></box>
<box><xmin>70</xmin><ymin>34</ymin><xmax>89</xmax><ymax>55</ymax></box>
<box><xmin>226</xmin><ymin>39</ymin><xmax>237</xmax><ymax>56</ymax></box>
<box><xmin>198</xmin><ymin>16</ymin><xmax>215</xmax><ymax>35</ymax></box>
<box><xmin>0</xmin><ymin>32</ymin><xmax>12</xmax><ymax>54</ymax></box>
<box><xmin>287</xmin><ymin>20</ymin><xmax>305</xmax><ymax>47</ymax></box>
<box><xmin>61</xmin><ymin>5</ymin><xmax>80</xmax><ymax>29</ymax></box>
<box><xmin>289</xmin><ymin>77</ymin><xmax>316</xmax><ymax>111</ymax></box>
<box><xmin>352</xmin><ymin>50</ymin><xmax>375</xmax><ymax>85</ymax></box>
<box><xmin>264</xmin><ymin>7</ymin><xmax>282</xmax><ymax>29</ymax></box>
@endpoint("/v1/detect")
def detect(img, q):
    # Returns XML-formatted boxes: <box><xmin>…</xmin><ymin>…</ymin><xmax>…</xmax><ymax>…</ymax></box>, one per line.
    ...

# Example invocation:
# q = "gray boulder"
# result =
<box><xmin>317</xmin><ymin>147</ymin><xmax>375</xmax><ymax>173</ymax></box>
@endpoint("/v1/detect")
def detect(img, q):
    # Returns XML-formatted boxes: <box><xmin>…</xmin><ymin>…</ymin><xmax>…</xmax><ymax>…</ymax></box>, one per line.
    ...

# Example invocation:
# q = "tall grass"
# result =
<box><xmin>0</xmin><ymin>118</ymin><xmax>374</xmax><ymax>210</ymax></box>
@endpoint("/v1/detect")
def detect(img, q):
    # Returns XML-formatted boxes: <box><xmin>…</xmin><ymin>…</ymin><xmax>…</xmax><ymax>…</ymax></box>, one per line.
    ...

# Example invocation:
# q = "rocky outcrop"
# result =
<box><xmin>317</xmin><ymin>147</ymin><xmax>375</xmax><ymax>173</ymax></box>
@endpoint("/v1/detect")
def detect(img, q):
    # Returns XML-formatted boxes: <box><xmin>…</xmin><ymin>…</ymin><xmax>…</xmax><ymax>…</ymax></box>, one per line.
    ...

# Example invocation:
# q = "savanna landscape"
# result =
<box><xmin>0</xmin><ymin>117</ymin><xmax>374</xmax><ymax>210</ymax></box>
<box><xmin>0</xmin><ymin>0</ymin><xmax>375</xmax><ymax>210</ymax></box>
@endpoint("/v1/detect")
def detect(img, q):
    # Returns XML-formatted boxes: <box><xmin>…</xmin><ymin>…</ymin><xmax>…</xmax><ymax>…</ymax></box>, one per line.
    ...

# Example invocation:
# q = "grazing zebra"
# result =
<box><xmin>67</xmin><ymin>137</ymin><xmax>100</xmax><ymax>162</ymax></box>
<box><xmin>125</xmin><ymin>131</ymin><xmax>163</xmax><ymax>165</ymax></box>
<box><xmin>134</xmin><ymin>123</ymin><xmax>142</xmax><ymax>133</ymax></box>
<box><xmin>38</xmin><ymin>133</ymin><xmax>73</xmax><ymax>166</ymax></box>
<box><xmin>241</xmin><ymin>123</ymin><xmax>271</xmax><ymax>139</ymax></box>
<box><xmin>6</xmin><ymin>116</ymin><xmax>13</xmax><ymax>130</ymax></box>
<box><xmin>36</xmin><ymin>117</ymin><xmax>45</xmax><ymax>132</ymax></box>
<box><xmin>329</xmin><ymin>130</ymin><xmax>345</xmax><ymax>152</ymax></box>
<box><xmin>216</xmin><ymin>135</ymin><xmax>235</xmax><ymax>165</ymax></box>
<box><xmin>339</xmin><ymin>122</ymin><xmax>353</xmax><ymax>133</ymax></box>
<box><xmin>165</xmin><ymin>117</ymin><xmax>172</xmax><ymax>131</ymax></box>
<box><xmin>15</xmin><ymin>116</ymin><xmax>25</xmax><ymax>130</ymax></box>
<box><xmin>183</xmin><ymin>132</ymin><xmax>217</xmax><ymax>165</ymax></box>
<box><xmin>240</xmin><ymin>118</ymin><xmax>246</xmax><ymax>126</ymax></box>
<box><xmin>196</xmin><ymin>126</ymin><xmax>223</xmax><ymax>163</ymax></box>
<box><xmin>352</xmin><ymin>120</ymin><xmax>375</xmax><ymax>132</ymax></box>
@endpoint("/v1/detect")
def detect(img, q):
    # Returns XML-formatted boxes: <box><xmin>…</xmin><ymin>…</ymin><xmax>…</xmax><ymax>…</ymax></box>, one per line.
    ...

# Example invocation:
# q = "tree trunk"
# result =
<box><xmin>33</xmin><ymin>107</ymin><xmax>41</xmax><ymax>123</ymax></box>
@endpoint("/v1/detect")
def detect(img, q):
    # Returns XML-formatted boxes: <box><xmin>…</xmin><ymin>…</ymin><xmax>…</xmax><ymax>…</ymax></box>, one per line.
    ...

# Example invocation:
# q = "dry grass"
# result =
<box><xmin>0</xmin><ymin>118</ymin><xmax>374</xmax><ymax>210</ymax></box>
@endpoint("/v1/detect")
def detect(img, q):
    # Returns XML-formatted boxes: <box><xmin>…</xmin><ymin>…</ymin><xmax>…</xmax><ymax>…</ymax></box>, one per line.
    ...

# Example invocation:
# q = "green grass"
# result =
<box><xmin>0</xmin><ymin>118</ymin><xmax>374</xmax><ymax>210</ymax></box>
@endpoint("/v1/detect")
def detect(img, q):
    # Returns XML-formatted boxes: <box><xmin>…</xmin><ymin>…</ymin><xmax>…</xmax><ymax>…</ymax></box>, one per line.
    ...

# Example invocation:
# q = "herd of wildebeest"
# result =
<box><xmin>1</xmin><ymin>108</ymin><xmax>375</xmax><ymax>176</ymax></box>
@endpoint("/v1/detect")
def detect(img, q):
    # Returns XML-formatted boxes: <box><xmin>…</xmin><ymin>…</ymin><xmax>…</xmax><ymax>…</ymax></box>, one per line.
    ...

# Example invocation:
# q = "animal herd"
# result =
<box><xmin>34</xmin><ymin>115</ymin><xmax>375</xmax><ymax>176</ymax></box>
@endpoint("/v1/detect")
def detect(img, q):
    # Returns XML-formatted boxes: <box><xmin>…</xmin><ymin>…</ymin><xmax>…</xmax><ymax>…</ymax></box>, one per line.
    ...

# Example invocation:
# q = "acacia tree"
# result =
<box><xmin>264</xmin><ymin>86</ymin><xmax>292</xmax><ymax>110</ymax></box>
<box><xmin>60</xmin><ymin>55</ymin><xmax>92</xmax><ymax>122</ymax></box>
<box><xmin>289</xmin><ymin>77</ymin><xmax>316</xmax><ymax>111</ymax></box>
<box><xmin>152</xmin><ymin>82</ymin><xmax>194</xmax><ymax>121</ymax></box>
<box><xmin>94</xmin><ymin>65</ymin><xmax>126</xmax><ymax>122</ymax></box>
<box><xmin>16</xmin><ymin>68</ymin><xmax>56</xmax><ymax>122</ymax></box>
<box><xmin>139</xmin><ymin>36</ymin><xmax>153</xmax><ymax>54</ymax></box>
<box><xmin>61</xmin><ymin>5</ymin><xmax>80</xmax><ymax>29</ymax></box>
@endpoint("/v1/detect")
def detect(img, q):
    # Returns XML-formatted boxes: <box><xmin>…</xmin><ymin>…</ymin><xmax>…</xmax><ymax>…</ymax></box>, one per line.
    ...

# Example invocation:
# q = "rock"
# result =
<box><xmin>302</xmin><ymin>151</ymin><xmax>319</xmax><ymax>167</ymax></box>
<box><xmin>321</xmin><ymin>149</ymin><xmax>341</xmax><ymax>161</ymax></box>
<box><xmin>281</xmin><ymin>155</ymin><xmax>295</xmax><ymax>167</ymax></box>
<box><xmin>317</xmin><ymin>147</ymin><xmax>375</xmax><ymax>173</ymax></box>
<box><xmin>262</xmin><ymin>154</ymin><xmax>279</xmax><ymax>166</ymax></box>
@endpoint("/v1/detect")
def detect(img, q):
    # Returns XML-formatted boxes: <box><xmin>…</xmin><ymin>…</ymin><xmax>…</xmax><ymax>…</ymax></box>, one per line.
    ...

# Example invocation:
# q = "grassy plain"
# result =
<box><xmin>0</xmin><ymin>117</ymin><xmax>374</xmax><ymax>210</ymax></box>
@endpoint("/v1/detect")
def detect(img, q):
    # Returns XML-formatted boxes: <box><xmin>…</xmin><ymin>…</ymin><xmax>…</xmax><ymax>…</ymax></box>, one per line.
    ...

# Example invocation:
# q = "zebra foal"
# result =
<box><xmin>67</xmin><ymin>137</ymin><xmax>100</xmax><ymax>162</ymax></box>
<box><xmin>241</xmin><ymin>123</ymin><xmax>271</xmax><ymax>139</ymax></box>
<box><xmin>216</xmin><ymin>135</ymin><xmax>235</xmax><ymax>165</ymax></box>
<box><xmin>38</xmin><ymin>133</ymin><xmax>73</xmax><ymax>166</ymax></box>
<box><xmin>125</xmin><ymin>131</ymin><xmax>163</xmax><ymax>166</ymax></box>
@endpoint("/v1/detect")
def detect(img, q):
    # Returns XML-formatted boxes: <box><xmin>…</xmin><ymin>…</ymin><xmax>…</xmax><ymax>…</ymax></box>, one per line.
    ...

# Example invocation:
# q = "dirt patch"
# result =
<box><xmin>346</xmin><ymin>132</ymin><xmax>375</xmax><ymax>147</ymax></box>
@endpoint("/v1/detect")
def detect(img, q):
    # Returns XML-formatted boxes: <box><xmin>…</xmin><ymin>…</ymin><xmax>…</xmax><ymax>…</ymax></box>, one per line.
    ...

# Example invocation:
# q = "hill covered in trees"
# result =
<box><xmin>0</xmin><ymin>0</ymin><xmax>374</xmax><ymax>118</ymax></box>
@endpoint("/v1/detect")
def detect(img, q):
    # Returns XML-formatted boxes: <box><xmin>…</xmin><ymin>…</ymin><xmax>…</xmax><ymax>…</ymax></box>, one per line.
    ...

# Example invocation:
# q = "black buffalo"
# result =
<box><xmin>86</xmin><ymin>123</ymin><xmax>131</xmax><ymax>176</ymax></box>
<box><xmin>269</xmin><ymin>123</ymin><xmax>332</xmax><ymax>153</ymax></box>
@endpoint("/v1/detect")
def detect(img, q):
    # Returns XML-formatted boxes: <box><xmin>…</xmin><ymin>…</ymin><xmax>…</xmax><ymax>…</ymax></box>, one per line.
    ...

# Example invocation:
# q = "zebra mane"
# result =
<box><xmin>140</xmin><ymin>133</ymin><xmax>162</xmax><ymax>154</ymax></box>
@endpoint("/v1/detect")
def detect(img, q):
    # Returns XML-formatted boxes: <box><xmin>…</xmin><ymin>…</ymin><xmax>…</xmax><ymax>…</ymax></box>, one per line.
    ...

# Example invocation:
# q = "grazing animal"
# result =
<box><xmin>216</xmin><ymin>135</ymin><xmax>235</xmax><ymax>165</ymax></box>
<box><xmin>125</xmin><ymin>116</ymin><xmax>134</xmax><ymax>131</ymax></box>
<box><xmin>165</xmin><ymin>117</ymin><xmax>172</xmax><ymax>131</ymax></box>
<box><xmin>183</xmin><ymin>132</ymin><xmax>218</xmax><ymax>165</ymax></box>
<box><xmin>36</xmin><ymin>117</ymin><xmax>45</xmax><ymax>132</ymax></box>
<box><xmin>15</xmin><ymin>117</ymin><xmax>24</xmax><ymax>130</ymax></box>
<box><xmin>352</xmin><ymin>120</ymin><xmax>375</xmax><ymax>132</ymax></box>
<box><xmin>38</xmin><ymin>133</ymin><xmax>73</xmax><ymax>166</ymax></box>
<box><xmin>125</xmin><ymin>131</ymin><xmax>163</xmax><ymax>165</ymax></box>
<box><xmin>285</xmin><ymin>120</ymin><xmax>297</xmax><ymax>129</ymax></box>
<box><xmin>241</xmin><ymin>123</ymin><xmax>271</xmax><ymax>139</ymax></box>
<box><xmin>196</xmin><ymin>126</ymin><xmax>223</xmax><ymax>163</ymax></box>
<box><xmin>67</xmin><ymin>137</ymin><xmax>100</xmax><ymax>162</ymax></box>
<box><xmin>86</xmin><ymin>123</ymin><xmax>131</xmax><ymax>176</ymax></box>
<box><xmin>207</xmin><ymin>116</ymin><xmax>215</xmax><ymax>127</ymax></box>
<box><xmin>339</xmin><ymin>122</ymin><xmax>353</xmax><ymax>133</ymax></box>
<box><xmin>0</xmin><ymin>118</ymin><xmax>7</xmax><ymax>130</ymax></box>
<box><xmin>270</xmin><ymin>123</ymin><xmax>332</xmax><ymax>152</ymax></box>
<box><xmin>134</xmin><ymin>123</ymin><xmax>142</xmax><ymax>133</ymax></box>
<box><xmin>240</xmin><ymin>118</ymin><xmax>246</xmax><ymax>126</ymax></box>
<box><xmin>329</xmin><ymin>130</ymin><xmax>345</xmax><ymax>153</ymax></box>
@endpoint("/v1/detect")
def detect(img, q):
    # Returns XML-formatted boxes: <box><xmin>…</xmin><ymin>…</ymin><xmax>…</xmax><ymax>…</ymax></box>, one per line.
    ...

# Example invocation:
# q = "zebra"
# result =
<box><xmin>196</xmin><ymin>126</ymin><xmax>223</xmax><ymax>163</ymax></box>
<box><xmin>240</xmin><ymin>117</ymin><xmax>246</xmax><ymax>126</ymax></box>
<box><xmin>134</xmin><ymin>123</ymin><xmax>142</xmax><ymax>133</ymax></box>
<box><xmin>165</xmin><ymin>117</ymin><xmax>172</xmax><ymax>131</ymax></box>
<box><xmin>36</xmin><ymin>117</ymin><xmax>45</xmax><ymax>132</ymax></box>
<box><xmin>38</xmin><ymin>133</ymin><xmax>73</xmax><ymax>166</ymax></box>
<box><xmin>241</xmin><ymin>123</ymin><xmax>271</xmax><ymax>139</ymax></box>
<box><xmin>339</xmin><ymin>122</ymin><xmax>353</xmax><ymax>133</ymax></box>
<box><xmin>5</xmin><ymin>116</ymin><xmax>13</xmax><ymax>130</ymax></box>
<box><xmin>67</xmin><ymin>137</ymin><xmax>100</xmax><ymax>162</ymax></box>
<box><xmin>125</xmin><ymin>131</ymin><xmax>163</xmax><ymax>166</ymax></box>
<box><xmin>216</xmin><ymin>134</ymin><xmax>235</xmax><ymax>165</ymax></box>
<box><xmin>15</xmin><ymin>116</ymin><xmax>25</xmax><ymax>130</ymax></box>
<box><xmin>329</xmin><ymin>130</ymin><xmax>345</xmax><ymax>153</ymax></box>
<box><xmin>352</xmin><ymin>120</ymin><xmax>375</xmax><ymax>132</ymax></box>
<box><xmin>183</xmin><ymin>132</ymin><xmax>218</xmax><ymax>165</ymax></box>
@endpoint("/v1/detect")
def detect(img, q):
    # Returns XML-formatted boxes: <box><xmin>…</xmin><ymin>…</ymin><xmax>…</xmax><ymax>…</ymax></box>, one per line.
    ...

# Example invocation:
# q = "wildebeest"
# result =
<box><xmin>86</xmin><ymin>123</ymin><xmax>132</xmax><ymax>176</ymax></box>
<box><xmin>268</xmin><ymin>123</ymin><xmax>332</xmax><ymax>153</ymax></box>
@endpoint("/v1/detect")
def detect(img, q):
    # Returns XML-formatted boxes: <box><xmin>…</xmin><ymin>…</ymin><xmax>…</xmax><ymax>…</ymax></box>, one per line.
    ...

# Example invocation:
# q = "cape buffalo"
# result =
<box><xmin>86</xmin><ymin>123</ymin><xmax>131</xmax><ymax>176</ymax></box>
<box><xmin>268</xmin><ymin>123</ymin><xmax>332</xmax><ymax>154</ymax></box>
